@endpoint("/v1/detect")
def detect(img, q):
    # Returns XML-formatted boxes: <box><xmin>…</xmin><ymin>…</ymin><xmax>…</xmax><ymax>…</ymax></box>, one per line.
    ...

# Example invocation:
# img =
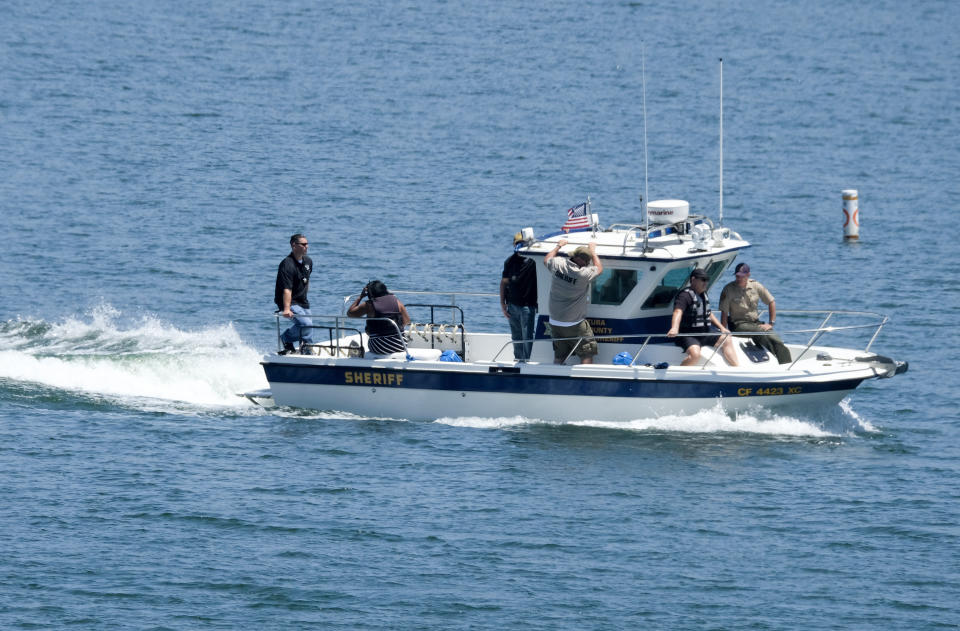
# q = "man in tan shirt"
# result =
<box><xmin>719</xmin><ymin>263</ymin><xmax>791</xmax><ymax>364</ymax></box>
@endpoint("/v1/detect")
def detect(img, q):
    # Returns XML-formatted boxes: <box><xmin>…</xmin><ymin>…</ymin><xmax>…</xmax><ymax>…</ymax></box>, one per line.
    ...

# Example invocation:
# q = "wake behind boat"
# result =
<box><xmin>246</xmin><ymin>201</ymin><xmax>907</xmax><ymax>421</ymax></box>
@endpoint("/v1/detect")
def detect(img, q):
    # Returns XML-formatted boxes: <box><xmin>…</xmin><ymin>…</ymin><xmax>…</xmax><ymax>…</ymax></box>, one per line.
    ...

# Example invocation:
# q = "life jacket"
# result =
<box><xmin>366</xmin><ymin>294</ymin><xmax>403</xmax><ymax>336</ymax></box>
<box><xmin>679</xmin><ymin>288</ymin><xmax>711</xmax><ymax>331</ymax></box>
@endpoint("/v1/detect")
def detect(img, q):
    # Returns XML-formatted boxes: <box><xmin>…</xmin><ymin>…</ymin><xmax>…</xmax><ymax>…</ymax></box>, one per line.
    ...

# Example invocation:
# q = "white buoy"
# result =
<box><xmin>843</xmin><ymin>189</ymin><xmax>859</xmax><ymax>240</ymax></box>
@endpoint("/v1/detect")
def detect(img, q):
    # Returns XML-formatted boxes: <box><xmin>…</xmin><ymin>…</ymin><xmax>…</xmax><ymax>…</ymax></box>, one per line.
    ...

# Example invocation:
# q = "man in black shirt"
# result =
<box><xmin>667</xmin><ymin>267</ymin><xmax>739</xmax><ymax>367</ymax></box>
<box><xmin>274</xmin><ymin>233</ymin><xmax>314</xmax><ymax>354</ymax></box>
<box><xmin>500</xmin><ymin>233</ymin><xmax>538</xmax><ymax>361</ymax></box>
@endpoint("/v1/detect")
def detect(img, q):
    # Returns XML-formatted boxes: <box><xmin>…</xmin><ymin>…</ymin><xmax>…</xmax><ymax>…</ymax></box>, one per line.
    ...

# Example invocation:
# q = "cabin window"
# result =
<box><xmin>590</xmin><ymin>268</ymin><xmax>638</xmax><ymax>305</ymax></box>
<box><xmin>705</xmin><ymin>260</ymin><xmax>727</xmax><ymax>288</ymax></box>
<box><xmin>641</xmin><ymin>265</ymin><xmax>694</xmax><ymax>309</ymax></box>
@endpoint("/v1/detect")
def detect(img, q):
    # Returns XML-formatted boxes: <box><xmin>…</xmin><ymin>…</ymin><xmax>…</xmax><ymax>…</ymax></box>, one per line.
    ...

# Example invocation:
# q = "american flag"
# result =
<box><xmin>561</xmin><ymin>202</ymin><xmax>590</xmax><ymax>231</ymax></box>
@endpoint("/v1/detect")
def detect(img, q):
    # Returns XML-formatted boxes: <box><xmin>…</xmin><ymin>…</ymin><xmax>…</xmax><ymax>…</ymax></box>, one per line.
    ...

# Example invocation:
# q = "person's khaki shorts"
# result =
<box><xmin>550</xmin><ymin>320</ymin><xmax>597</xmax><ymax>360</ymax></box>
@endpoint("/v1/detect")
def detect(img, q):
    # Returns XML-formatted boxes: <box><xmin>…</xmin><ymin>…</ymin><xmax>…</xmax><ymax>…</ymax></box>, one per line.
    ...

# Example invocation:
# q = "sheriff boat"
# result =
<box><xmin>245</xmin><ymin>200</ymin><xmax>907</xmax><ymax>422</ymax></box>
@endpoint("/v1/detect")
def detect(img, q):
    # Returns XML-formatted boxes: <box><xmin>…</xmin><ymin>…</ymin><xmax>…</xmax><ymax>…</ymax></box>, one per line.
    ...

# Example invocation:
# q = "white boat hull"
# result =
<box><xmin>266</xmin><ymin>381</ymin><xmax>854</xmax><ymax>422</ymax></box>
<box><xmin>258</xmin><ymin>350</ymin><xmax>894</xmax><ymax>422</ymax></box>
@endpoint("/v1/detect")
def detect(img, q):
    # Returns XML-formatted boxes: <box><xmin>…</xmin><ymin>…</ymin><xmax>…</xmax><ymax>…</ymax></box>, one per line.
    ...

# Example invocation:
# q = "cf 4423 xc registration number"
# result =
<box><xmin>737</xmin><ymin>386</ymin><xmax>802</xmax><ymax>397</ymax></box>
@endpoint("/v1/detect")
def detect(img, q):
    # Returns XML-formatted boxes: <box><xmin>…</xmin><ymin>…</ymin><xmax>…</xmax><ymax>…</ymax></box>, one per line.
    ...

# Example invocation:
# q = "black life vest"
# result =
<box><xmin>504</xmin><ymin>254</ymin><xmax>537</xmax><ymax>307</ymax></box>
<box><xmin>679</xmin><ymin>288</ymin><xmax>711</xmax><ymax>331</ymax></box>
<box><xmin>366</xmin><ymin>294</ymin><xmax>403</xmax><ymax>336</ymax></box>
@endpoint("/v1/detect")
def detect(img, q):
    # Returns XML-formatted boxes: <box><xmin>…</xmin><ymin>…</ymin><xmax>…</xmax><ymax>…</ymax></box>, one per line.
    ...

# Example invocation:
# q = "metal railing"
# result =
<box><xmin>488</xmin><ymin>310</ymin><xmax>890</xmax><ymax>370</ymax></box>
<box><xmin>778</xmin><ymin>309</ymin><xmax>889</xmax><ymax>369</ymax></box>
<box><xmin>277</xmin><ymin>306</ymin><xmax>889</xmax><ymax>369</ymax></box>
<box><xmin>490</xmin><ymin>331</ymin><xmax>727</xmax><ymax>367</ymax></box>
<box><xmin>277</xmin><ymin>291</ymin><xmax>485</xmax><ymax>358</ymax></box>
<box><xmin>340</xmin><ymin>290</ymin><xmax>496</xmax><ymax>319</ymax></box>
<box><xmin>275</xmin><ymin>313</ymin><xmax>368</xmax><ymax>356</ymax></box>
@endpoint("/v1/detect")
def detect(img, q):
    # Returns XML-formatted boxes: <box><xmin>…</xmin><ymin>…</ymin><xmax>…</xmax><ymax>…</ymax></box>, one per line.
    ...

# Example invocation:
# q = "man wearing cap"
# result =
<box><xmin>543</xmin><ymin>239</ymin><xmax>603</xmax><ymax>364</ymax></box>
<box><xmin>500</xmin><ymin>233</ymin><xmax>538</xmax><ymax>361</ymax></box>
<box><xmin>719</xmin><ymin>263</ymin><xmax>791</xmax><ymax>364</ymax></box>
<box><xmin>667</xmin><ymin>268</ymin><xmax>739</xmax><ymax>367</ymax></box>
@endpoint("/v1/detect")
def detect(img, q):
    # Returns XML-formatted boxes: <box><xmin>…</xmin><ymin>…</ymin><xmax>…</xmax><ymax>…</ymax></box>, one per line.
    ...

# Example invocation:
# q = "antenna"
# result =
<box><xmin>641</xmin><ymin>43</ymin><xmax>651</xmax><ymax>252</ymax></box>
<box><xmin>587</xmin><ymin>195</ymin><xmax>595</xmax><ymax>235</ymax></box>
<box><xmin>719</xmin><ymin>57</ymin><xmax>724</xmax><ymax>227</ymax></box>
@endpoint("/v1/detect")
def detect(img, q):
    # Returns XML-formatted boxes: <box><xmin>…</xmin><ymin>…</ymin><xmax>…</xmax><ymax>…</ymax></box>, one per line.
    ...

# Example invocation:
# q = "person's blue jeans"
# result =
<box><xmin>281</xmin><ymin>304</ymin><xmax>314</xmax><ymax>346</ymax></box>
<box><xmin>506</xmin><ymin>303</ymin><xmax>536</xmax><ymax>360</ymax></box>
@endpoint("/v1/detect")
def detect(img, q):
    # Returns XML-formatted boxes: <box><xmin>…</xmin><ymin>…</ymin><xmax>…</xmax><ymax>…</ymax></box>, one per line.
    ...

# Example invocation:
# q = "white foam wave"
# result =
<box><xmin>0</xmin><ymin>306</ymin><xmax>268</xmax><ymax>409</ymax></box>
<box><xmin>436</xmin><ymin>402</ymin><xmax>839</xmax><ymax>437</ymax></box>
<box><xmin>838</xmin><ymin>398</ymin><xmax>878</xmax><ymax>433</ymax></box>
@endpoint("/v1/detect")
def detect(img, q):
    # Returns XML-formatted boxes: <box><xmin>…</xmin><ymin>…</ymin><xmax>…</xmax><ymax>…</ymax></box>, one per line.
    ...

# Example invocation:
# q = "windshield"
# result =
<box><xmin>641</xmin><ymin>265</ymin><xmax>694</xmax><ymax>309</ymax></box>
<box><xmin>591</xmin><ymin>268</ymin><xmax>639</xmax><ymax>305</ymax></box>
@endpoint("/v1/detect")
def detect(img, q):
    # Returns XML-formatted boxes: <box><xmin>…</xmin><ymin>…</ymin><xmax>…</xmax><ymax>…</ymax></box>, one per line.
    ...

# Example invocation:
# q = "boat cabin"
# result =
<box><xmin>516</xmin><ymin>200</ymin><xmax>750</xmax><ymax>341</ymax></box>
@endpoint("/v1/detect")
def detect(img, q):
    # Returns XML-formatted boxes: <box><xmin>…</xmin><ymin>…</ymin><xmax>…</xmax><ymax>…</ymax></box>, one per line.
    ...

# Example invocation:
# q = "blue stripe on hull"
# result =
<box><xmin>262</xmin><ymin>362</ymin><xmax>863</xmax><ymax>401</ymax></box>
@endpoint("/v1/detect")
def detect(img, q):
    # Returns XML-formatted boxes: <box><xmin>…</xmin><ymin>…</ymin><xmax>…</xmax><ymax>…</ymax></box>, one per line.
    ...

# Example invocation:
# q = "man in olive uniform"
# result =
<box><xmin>719</xmin><ymin>263</ymin><xmax>791</xmax><ymax>364</ymax></box>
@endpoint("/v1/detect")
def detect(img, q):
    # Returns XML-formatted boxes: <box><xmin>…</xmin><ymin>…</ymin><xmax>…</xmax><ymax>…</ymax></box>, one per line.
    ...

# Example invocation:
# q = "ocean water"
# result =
<box><xmin>2</xmin><ymin>0</ymin><xmax>959</xmax><ymax>628</ymax></box>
